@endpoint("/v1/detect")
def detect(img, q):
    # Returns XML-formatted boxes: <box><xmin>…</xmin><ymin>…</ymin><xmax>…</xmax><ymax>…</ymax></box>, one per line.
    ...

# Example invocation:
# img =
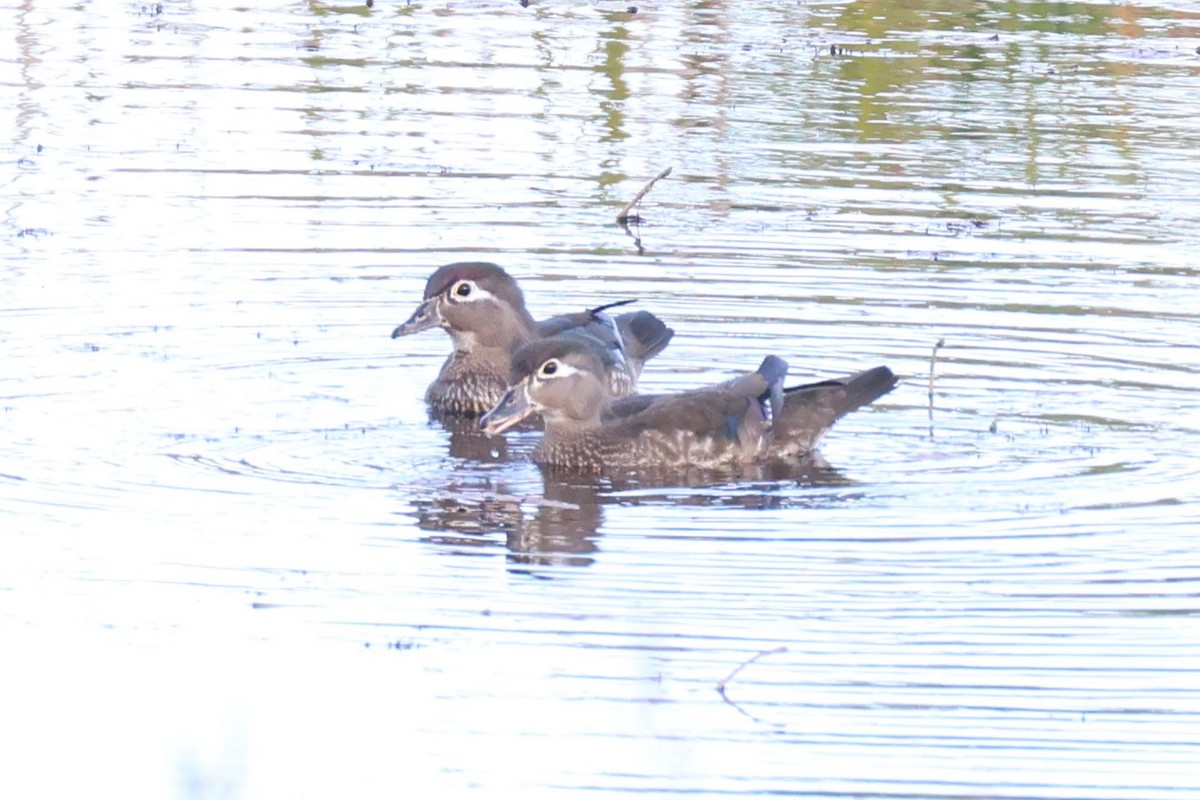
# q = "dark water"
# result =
<box><xmin>3</xmin><ymin>1</ymin><xmax>1199</xmax><ymax>798</ymax></box>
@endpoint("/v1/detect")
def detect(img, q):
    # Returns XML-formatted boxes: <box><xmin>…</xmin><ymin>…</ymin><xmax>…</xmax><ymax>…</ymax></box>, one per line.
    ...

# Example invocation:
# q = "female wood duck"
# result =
<box><xmin>391</xmin><ymin>262</ymin><xmax>674</xmax><ymax>417</ymax></box>
<box><xmin>479</xmin><ymin>333</ymin><xmax>897</xmax><ymax>471</ymax></box>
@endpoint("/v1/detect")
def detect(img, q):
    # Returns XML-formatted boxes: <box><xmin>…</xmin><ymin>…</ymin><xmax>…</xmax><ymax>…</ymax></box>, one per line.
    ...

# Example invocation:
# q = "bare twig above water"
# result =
<box><xmin>716</xmin><ymin>645</ymin><xmax>787</xmax><ymax>696</ymax></box>
<box><xmin>928</xmin><ymin>338</ymin><xmax>945</xmax><ymax>432</ymax></box>
<box><xmin>616</xmin><ymin>167</ymin><xmax>672</xmax><ymax>223</ymax></box>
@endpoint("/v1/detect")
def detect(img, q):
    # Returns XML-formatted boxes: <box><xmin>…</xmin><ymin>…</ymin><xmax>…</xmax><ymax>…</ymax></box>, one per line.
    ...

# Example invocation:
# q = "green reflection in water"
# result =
<box><xmin>598</xmin><ymin>18</ymin><xmax>632</xmax><ymax>143</ymax></box>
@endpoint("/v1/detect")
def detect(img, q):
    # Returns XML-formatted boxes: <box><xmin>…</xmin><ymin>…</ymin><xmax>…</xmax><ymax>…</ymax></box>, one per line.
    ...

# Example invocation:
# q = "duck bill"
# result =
<box><xmin>391</xmin><ymin>297</ymin><xmax>442</xmax><ymax>338</ymax></box>
<box><xmin>479</xmin><ymin>384</ymin><xmax>536</xmax><ymax>435</ymax></box>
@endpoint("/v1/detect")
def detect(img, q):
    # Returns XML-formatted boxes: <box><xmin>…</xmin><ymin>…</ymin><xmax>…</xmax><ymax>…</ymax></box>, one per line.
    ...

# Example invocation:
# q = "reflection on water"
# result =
<box><xmin>415</xmin><ymin>433</ymin><xmax>862</xmax><ymax>570</ymax></box>
<box><xmin>441</xmin><ymin>415</ymin><xmax>509</xmax><ymax>463</ymax></box>
<box><xmin>416</xmin><ymin>481</ymin><xmax>603</xmax><ymax>568</ymax></box>
<box><xmin>4</xmin><ymin>0</ymin><xmax>1200</xmax><ymax>798</ymax></box>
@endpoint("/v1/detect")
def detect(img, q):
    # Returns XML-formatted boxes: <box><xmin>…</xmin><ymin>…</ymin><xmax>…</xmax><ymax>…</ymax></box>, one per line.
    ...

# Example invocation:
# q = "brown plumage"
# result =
<box><xmin>391</xmin><ymin>263</ymin><xmax>674</xmax><ymax>417</ymax></box>
<box><xmin>480</xmin><ymin>334</ymin><xmax>897</xmax><ymax>472</ymax></box>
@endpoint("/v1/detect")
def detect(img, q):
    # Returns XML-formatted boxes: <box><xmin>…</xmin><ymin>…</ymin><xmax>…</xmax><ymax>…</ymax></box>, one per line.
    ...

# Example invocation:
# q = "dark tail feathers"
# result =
<box><xmin>771</xmin><ymin>366</ymin><xmax>897</xmax><ymax>457</ymax></box>
<box><xmin>614</xmin><ymin>311</ymin><xmax>674</xmax><ymax>366</ymax></box>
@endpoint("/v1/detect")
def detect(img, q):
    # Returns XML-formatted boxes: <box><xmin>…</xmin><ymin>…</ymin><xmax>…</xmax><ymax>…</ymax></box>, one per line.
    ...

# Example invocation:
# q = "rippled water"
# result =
<box><xmin>3</xmin><ymin>1</ymin><xmax>1199</xmax><ymax>798</ymax></box>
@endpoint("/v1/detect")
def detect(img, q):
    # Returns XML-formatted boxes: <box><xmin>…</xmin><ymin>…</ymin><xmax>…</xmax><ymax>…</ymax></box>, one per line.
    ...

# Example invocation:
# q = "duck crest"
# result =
<box><xmin>423</xmin><ymin>262</ymin><xmax>523</xmax><ymax>306</ymax></box>
<box><xmin>509</xmin><ymin>333</ymin><xmax>619</xmax><ymax>384</ymax></box>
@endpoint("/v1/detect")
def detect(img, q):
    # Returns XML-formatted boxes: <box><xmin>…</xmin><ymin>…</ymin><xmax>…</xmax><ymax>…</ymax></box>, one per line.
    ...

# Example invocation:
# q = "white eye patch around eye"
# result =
<box><xmin>536</xmin><ymin>361</ymin><xmax>582</xmax><ymax>381</ymax></box>
<box><xmin>447</xmin><ymin>281</ymin><xmax>498</xmax><ymax>304</ymax></box>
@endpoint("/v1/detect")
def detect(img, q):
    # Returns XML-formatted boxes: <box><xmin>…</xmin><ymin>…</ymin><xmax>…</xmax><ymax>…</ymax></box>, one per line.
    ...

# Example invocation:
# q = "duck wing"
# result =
<box><xmin>610</xmin><ymin>356</ymin><xmax>785</xmax><ymax>445</ymax></box>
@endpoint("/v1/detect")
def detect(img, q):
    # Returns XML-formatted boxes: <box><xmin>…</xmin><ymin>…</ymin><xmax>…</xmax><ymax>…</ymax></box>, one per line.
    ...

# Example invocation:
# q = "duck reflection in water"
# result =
<box><xmin>414</xmin><ymin>413</ymin><xmax>597</xmax><ymax>567</ymax></box>
<box><xmin>415</xmin><ymin>418</ymin><xmax>863</xmax><ymax>571</ymax></box>
<box><xmin>439</xmin><ymin>413</ymin><xmax>510</xmax><ymax>463</ymax></box>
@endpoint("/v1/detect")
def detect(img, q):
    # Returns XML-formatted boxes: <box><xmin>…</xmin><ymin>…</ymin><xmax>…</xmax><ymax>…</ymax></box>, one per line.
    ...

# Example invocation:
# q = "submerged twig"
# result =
<box><xmin>620</xmin><ymin>219</ymin><xmax>645</xmax><ymax>255</ymax></box>
<box><xmin>616</xmin><ymin>167</ymin><xmax>672</xmax><ymax>223</ymax></box>
<box><xmin>716</xmin><ymin>645</ymin><xmax>787</xmax><ymax>696</ymax></box>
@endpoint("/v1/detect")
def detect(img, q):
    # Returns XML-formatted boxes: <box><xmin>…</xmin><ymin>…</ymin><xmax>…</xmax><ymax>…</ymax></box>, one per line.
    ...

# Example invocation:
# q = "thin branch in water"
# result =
<box><xmin>716</xmin><ymin>645</ymin><xmax>787</xmax><ymax>697</ymax></box>
<box><xmin>928</xmin><ymin>337</ymin><xmax>945</xmax><ymax>424</ymax></box>
<box><xmin>616</xmin><ymin>167</ymin><xmax>672</xmax><ymax>224</ymax></box>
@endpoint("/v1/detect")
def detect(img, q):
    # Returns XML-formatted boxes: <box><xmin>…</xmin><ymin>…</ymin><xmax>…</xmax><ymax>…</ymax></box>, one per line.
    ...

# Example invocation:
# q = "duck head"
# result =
<box><xmin>479</xmin><ymin>333</ymin><xmax>615</xmax><ymax>435</ymax></box>
<box><xmin>391</xmin><ymin>262</ymin><xmax>537</xmax><ymax>352</ymax></box>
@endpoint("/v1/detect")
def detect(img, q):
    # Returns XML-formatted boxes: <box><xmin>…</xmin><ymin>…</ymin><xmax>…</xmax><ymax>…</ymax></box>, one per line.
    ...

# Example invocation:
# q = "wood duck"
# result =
<box><xmin>479</xmin><ymin>333</ymin><xmax>897</xmax><ymax>472</ymax></box>
<box><xmin>391</xmin><ymin>262</ymin><xmax>674</xmax><ymax>417</ymax></box>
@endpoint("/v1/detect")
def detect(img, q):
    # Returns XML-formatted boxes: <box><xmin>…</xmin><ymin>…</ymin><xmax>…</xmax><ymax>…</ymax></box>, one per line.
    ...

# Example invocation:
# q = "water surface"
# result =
<box><xmin>2</xmin><ymin>1</ymin><xmax>1199</xmax><ymax>798</ymax></box>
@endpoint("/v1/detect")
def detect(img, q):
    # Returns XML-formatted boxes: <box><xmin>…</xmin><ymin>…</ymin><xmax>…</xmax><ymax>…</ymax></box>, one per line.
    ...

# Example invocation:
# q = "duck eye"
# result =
<box><xmin>453</xmin><ymin>281</ymin><xmax>472</xmax><ymax>298</ymax></box>
<box><xmin>539</xmin><ymin>360</ymin><xmax>558</xmax><ymax>377</ymax></box>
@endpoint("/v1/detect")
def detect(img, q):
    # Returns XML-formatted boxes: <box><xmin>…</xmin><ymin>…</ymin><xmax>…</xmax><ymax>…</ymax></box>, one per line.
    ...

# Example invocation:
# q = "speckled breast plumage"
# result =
<box><xmin>425</xmin><ymin>358</ymin><xmax>510</xmax><ymax>418</ymax></box>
